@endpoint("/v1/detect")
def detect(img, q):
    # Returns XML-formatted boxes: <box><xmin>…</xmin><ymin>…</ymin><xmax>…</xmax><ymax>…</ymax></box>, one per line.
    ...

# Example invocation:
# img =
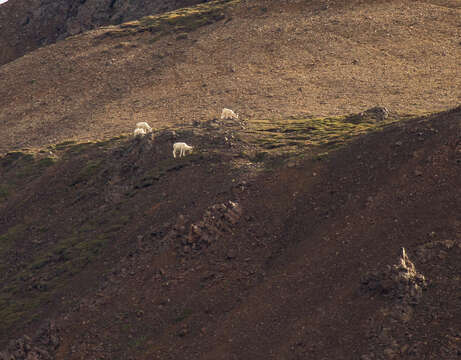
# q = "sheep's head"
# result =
<box><xmin>134</xmin><ymin>128</ymin><xmax>146</xmax><ymax>136</ymax></box>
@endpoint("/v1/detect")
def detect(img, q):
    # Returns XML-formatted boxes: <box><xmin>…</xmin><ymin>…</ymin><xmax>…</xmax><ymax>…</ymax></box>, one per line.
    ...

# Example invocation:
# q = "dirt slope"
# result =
<box><xmin>0</xmin><ymin>0</ymin><xmax>208</xmax><ymax>66</ymax></box>
<box><xmin>1</xmin><ymin>0</ymin><xmax>460</xmax><ymax>153</ymax></box>
<box><xmin>1</xmin><ymin>105</ymin><xmax>460</xmax><ymax>359</ymax></box>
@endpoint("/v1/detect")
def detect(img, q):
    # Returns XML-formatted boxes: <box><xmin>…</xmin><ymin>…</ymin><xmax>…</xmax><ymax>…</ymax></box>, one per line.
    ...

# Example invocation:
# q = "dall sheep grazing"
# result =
<box><xmin>135</xmin><ymin>122</ymin><xmax>153</xmax><ymax>133</ymax></box>
<box><xmin>133</xmin><ymin>127</ymin><xmax>147</xmax><ymax>137</ymax></box>
<box><xmin>221</xmin><ymin>108</ymin><xmax>239</xmax><ymax>121</ymax></box>
<box><xmin>173</xmin><ymin>142</ymin><xmax>193</xmax><ymax>158</ymax></box>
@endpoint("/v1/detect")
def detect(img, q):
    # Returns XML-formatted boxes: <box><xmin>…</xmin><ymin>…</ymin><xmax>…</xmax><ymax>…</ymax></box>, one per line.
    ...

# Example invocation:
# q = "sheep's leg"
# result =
<box><xmin>173</xmin><ymin>149</ymin><xmax>176</xmax><ymax>158</ymax></box>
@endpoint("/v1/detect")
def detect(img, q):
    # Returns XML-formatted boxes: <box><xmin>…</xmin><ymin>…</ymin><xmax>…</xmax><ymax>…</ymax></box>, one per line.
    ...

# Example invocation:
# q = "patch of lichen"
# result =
<box><xmin>0</xmin><ymin>224</ymin><xmax>28</xmax><ymax>266</ymax></box>
<box><xmin>0</xmin><ymin>184</ymin><xmax>9</xmax><ymax>203</ymax></box>
<box><xmin>48</xmin><ymin>136</ymin><xmax>128</xmax><ymax>157</ymax></box>
<box><xmin>0</xmin><ymin>151</ymin><xmax>56</xmax><ymax>210</ymax></box>
<box><xmin>2</xmin><ymin>133</ymin><xmax>147</xmax><ymax>182</ymax></box>
<box><xmin>100</xmin><ymin>0</ymin><xmax>239</xmax><ymax>38</ymax></box>
<box><xmin>71</xmin><ymin>160</ymin><xmax>104</xmax><ymax>186</ymax></box>
<box><xmin>0</xmin><ymin>150</ymin><xmax>55</xmax><ymax>179</ymax></box>
<box><xmin>241</xmin><ymin>115</ymin><xmax>402</xmax><ymax>160</ymax></box>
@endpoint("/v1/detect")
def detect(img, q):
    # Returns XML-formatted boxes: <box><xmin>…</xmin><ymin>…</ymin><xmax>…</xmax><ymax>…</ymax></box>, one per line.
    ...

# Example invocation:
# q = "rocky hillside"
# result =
<box><xmin>1</xmin><ymin>105</ymin><xmax>461</xmax><ymax>359</ymax></box>
<box><xmin>1</xmin><ymin>0</ymin><xmax>460</xmax><ymax>154</ymax></box>
<box><xmin>0</xmin><ymin>0</ymin><xmax>207</xmax><ymax>65</ymax></box>
<box><xmin>1</xmin><ymin>0</ymin><xmax>461</xmax><ymax>358</ymax></box>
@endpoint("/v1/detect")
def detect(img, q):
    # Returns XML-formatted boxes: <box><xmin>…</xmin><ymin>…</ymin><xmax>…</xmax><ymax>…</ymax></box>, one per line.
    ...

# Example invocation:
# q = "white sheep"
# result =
<box><xmin>173</xmin><ymin>142</ymin><xmax>193</xmax><ymax>158</ymax></box>
<box><xmin>133</xmin><ymin>127</ymin><xmax>147</xmax><ymax>136</ymax></box>
<box><xmin>221</xmin><ymin>108</ymin><xmax>239</xmax><ymax>120</ymax></box>
<box><xmin>135</xmin><ymin>122</ymin><xmax>153</xmax><ymax>133</ymax></box>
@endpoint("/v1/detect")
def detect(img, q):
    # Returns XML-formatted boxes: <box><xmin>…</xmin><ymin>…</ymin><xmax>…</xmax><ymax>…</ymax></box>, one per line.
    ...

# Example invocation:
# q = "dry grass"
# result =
<box><xmin>100</xmin><ymin>0</ymin><xmax>240</xmax><ymax>38</ymax></box>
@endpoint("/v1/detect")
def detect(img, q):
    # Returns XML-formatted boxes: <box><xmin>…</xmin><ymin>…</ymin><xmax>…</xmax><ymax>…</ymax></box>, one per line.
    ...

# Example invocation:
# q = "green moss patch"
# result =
<box><xmin>0</xmin><ymin>151</ymin><xmax>33</xmax><ymax>171</ymax></box>
<box><xmin>0</xmin><ymin>184</ymin><xmax>9</xmax><ymax>202</ymax></box>
<box><xmin>71</xmin><ymin>159</ymin><xmax>104</xmax><ymax>186</ymax></box>
<box><xmin>0</xmin><ymin>151</ymin><xmax>55</xmax><ymax>180</ymax></box>
<box><xmin>99</xmin><ymin>0</ymin><xmax>239</xmax><ymax>39</ymax></box>
<box><xmin>0</xmin><ymin>224</ymin><xmax>27</xmax><ymax>258</ymax></box>
<box><xmin>241</xmin><ymin>115</ymin><xmax>401</xmax><ymax>160</ymax></box>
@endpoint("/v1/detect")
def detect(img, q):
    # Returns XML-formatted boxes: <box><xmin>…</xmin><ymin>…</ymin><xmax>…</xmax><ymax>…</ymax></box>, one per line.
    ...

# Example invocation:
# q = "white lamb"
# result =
<box><xmin>133</xmin><ymin>127</ymin><xmax>147</xmax><ymax>136</ymax></box>
<box><xmin>173</xmin><ymin>142</ymin><xmax>193</xmax><ymax>158</ymax></box>
<box><xmin>135</xmin><ymin>122</ymin><xmax>153</xmax><ymax>133</ymax></box>
<box><xmin>221</xmin><ymin>108</ymin><xmax>239</xmax><ymax>120</ymax></box>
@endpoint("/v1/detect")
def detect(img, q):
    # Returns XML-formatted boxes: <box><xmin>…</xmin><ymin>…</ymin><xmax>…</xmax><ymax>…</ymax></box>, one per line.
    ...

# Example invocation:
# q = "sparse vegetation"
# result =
<box><xmin>241</xmin><ymin>115</ymin><xmax>407</xmax><ymax>160</ymax></box>
<box><xmin>1</xmin><ymin>151</ymin><xmax>55</xmax><ymax>178</ymax></box>
<box><xmin>54</xmin><ymin>140</ymin><xmax>76</xmax><ymax>150</ymax></box>
<box><xmin>0</xmin><ymin>226</ymin><xmax>116</xmax><ymax>334</ymax></box>
<box><xmin>0</xmin><ymin>184</ymin><xmax>9</xmax><ymax>202</ymax></box>
<box><xmin>0</xmin><ymin>224</ymin><xmax>27</xmax><ymax>258</ymax></box>
<box><xmin>0</xmin><ymin>137</ymin><xmax>137</xmax><ymax>337</ymax></box>
<box><xmin>37</xmin><ymin>157</ymin><xmax>56</xmax><ymax>168</ymax></box>
<box><xmin>100</xmin><ymin>0</ymin><xmax>239</xmax><ymax>39</ymax></box>
<box><xmin>80</xmin><ymin>159</ymin><xmax>103</xmax><ymax>177</ymax></box>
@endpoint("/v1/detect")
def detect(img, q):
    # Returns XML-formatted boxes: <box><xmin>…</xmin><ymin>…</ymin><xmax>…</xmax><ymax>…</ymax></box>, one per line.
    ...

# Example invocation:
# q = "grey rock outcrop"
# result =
<box><xmin>361</xmin><ymin>247</ymin><xmax>427</xmax><ymax>307</ymax></box>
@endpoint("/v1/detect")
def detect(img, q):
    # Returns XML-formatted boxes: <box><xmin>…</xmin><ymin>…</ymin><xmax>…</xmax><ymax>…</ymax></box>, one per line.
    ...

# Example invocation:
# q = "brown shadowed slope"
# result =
<box><xmin>0</xmin><ymin>0</ymin><xmax>209</xmax><ymax>65</ymax></box>
<box><xmin>0</xmin><ymin>105</ymin><xmax>460</xmax><ymax>359</ymax></box>
<box><xmin>1</xmin><ymin>0</ymin><xmax>461</xmax><ymax>359</ymax></box>
<box><xmin>1</xmin><ymin>0</ymin><xmax>460</xmax><ymax>154</ymax></box>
